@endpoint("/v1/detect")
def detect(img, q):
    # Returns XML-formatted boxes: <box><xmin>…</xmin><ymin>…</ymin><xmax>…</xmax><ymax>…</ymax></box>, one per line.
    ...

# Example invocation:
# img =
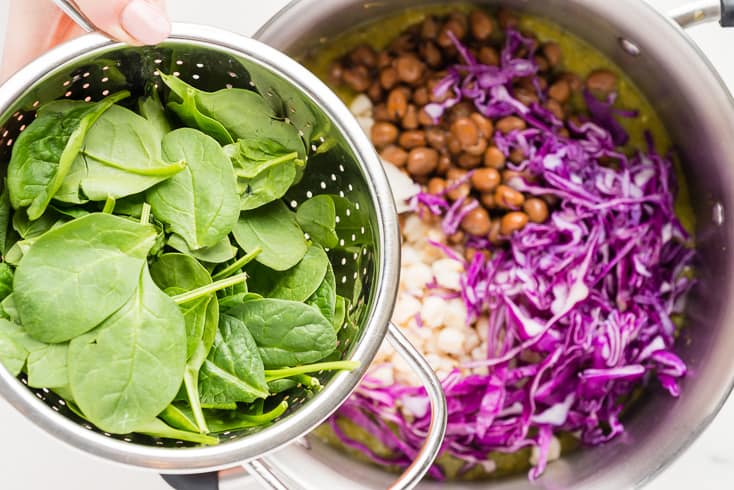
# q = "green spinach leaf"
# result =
<box><xmin>27</xmin><ymin>343</ymin><xmax>68</xmax><ymax>388</ymax></box>
<box><xmin>14</xmin><ymin>213</ymin><xmax>157</xmax><ymax>343</ymax></box>
<box><xmin>332</xmin><ymin>295</ymin><xmax>347</xmax><ymax>331</ymax></box>
<box><xmin>269</xmin><ymin>244</ymin><xmax>329</xmax><ymax>302</ymax></box>
<box><xmin>7</xmin><ymin>91</ymin><xmax>128</xmax><ymax>219</ymax></box>
<box><xmin>148</xmin><ymin>128</ymin><xmax>239</xmax><ymax>250</ymax></box>
<box><xmin>0</xmin><ymin>263</ymin><xmax>13</xmax><ymax>302</ymax></box>
<box><xmin>228</xmin><ymin>299</ymin><xmax>336</xmax><ymax>369</ymax></box>
<box><xmin>0</xmin><ymin>184</ymin><xmax>11</xmax><ymax>254</ymax></box>
<box><xmin>68</xmin><ymin>265</ymin><xmax>186</xmax><ymax>434</ymax></box>
<box><xmin>0</xmin><ymin>319</ymin><xmax>32</xmax><ymax>375</ymax></box>
<box><xmin>296</xmin><ymin>195</ymin><xmax>338</xmax><ymax>248</ymax></box>
<box><xmin>203</xmin><ymin>400</ymin><xmax>288</xmax><ymax>433</ymax></box>
<box><xmin>168</xmin><ymin>234</ymin><xmax>236</xmax><ymax>264</ymax></box>
<box><xmin>233</xmin><ymin>200</ymin><xmax>307</xmax><ymax>271</ymax></box>
<box><xmin>135</xmin><ymin>417</ymin><xmax>219</xmax><ymax>445</ymax></box>
<box><xmin>138</xmin><ymin>92</ymin><xmax>171</xmax><ymax>141</ymax></box>
<box><xmin>306</xmin><ymin>262</ymin><xmax>337</xmax><ymax>324</ymax></box>
<box><xmin>199</xmin><ymin>314</ymin><xmax>269</xmax><ymax>405</ymax></box>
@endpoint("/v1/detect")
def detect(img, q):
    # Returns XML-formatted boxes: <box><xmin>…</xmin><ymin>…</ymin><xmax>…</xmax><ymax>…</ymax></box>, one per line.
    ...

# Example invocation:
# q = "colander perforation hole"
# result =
<box><xmin>290</xmin><ymin>200</ymin><xmax>298</xmax><ymax>208</ymax></box>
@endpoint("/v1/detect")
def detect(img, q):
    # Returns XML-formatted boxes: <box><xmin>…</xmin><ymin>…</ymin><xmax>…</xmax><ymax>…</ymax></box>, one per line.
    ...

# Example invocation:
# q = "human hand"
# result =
<box><xmin>2</xmin><ymin>0</ymin><xmax>170</xmax><ymax>81</ymax></box>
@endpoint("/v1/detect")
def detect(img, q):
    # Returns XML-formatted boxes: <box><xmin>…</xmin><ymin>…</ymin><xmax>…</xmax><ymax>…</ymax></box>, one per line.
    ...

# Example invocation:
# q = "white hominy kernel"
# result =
<box><xmin>401</xmin><ymin>245</ymin><xmax>421</xmax><ymax>266</ymax></box>
<box><xmin>392</xmin><ymin>353</ymin><xmax>421</xmax><ymax>386</ymax></box>
<box><xmin>356</xmin><ymin>116</ymin><xmax>374</xmax><ymax>136</ymax></box>
<box><xmin>530</xmin><ymin>436</ymin><xmax>561</xmax><ymax>466</ymax></box>
<box><xmin>426</xmin><ymin>229</ymin><xmax>445</xmax><ymax>243</ymax></box>
<box><xmin>421</xmin><ymin>296</ymin><xmax>447</xmax><ymax>328</ymax></box>
<box><xmin>433</xmin><ymin>259</ymin><xmax>463</xmax><ymax>291</ymax></box>
<box><xmin>465</xmin><ymin>329</ymin><xmax>481</xmax><ymax>351</ymax></box>
<box><xmin>437</xmin><ymin>328</ymin><xmax>465</xmax><ymax>355</ymax></box>
<box><xmin>349</xmin><ymin>94</ymin><xmax>373</xmax><ymax>117</ymax></box>
<box><xmin>370</xmin><ymin>365</ymin><xmax>395</xmax><ymax>385</ymax></box>
<box><xmin>475</xmin><ymin>317</ymin><xmax>490</xmax><ymax>342</ymax></box>
<box><xmin>403</xmin><ymin>215</ymin><xmax>430</xmax><ymax>245</ymax></box>
<box><xmin>471</xmin><ymin>346</ymin><xmax>486</xmax><ymax>361</ymax></box>
<box><xmin>393</xmin><ymin>293</ymin><xmax>421</xmax><ymax>325</ymax></box>
<box><xmin>402</xmin><ymin>263</ymin><xmax>433</xmax><ymax>295</ymax></box>
<box><xmin>421</xmin><ymin>243</ymin><xmax>446</xmax><ymax>262</ymax></box>
<box><xmin>444</xmin><ymin>298</ymin><xmax>468</xmax><ymax>329</ymax></box>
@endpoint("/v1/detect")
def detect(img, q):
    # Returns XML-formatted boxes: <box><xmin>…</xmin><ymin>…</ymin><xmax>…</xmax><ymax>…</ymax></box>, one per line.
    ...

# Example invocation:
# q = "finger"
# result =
<box><xmin>72</xmin><ymin>0</ymin><xmax>170</xmax><ymax>46</ymax></box>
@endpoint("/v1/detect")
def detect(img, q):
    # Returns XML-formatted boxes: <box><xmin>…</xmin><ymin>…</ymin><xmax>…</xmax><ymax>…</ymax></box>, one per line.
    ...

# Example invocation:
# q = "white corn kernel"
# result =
<box><xmin>421</xmin><ymin>296</ymin><xmax>447</xmax><ymax>328</ymax></box>
<box><xmin>437</xmin><ymin>328</ymin><xmax>465</xmax><ymax>355</ymax></box>
<box><xmin>403</xmin><ymin>215</ymin><xmax>430</xmax><ymax>246</ymax></box>
<box><xmin>356</xmin><ymin>116</ymin><xmax>374</xmax><ymax>136</ymax></box>
<box><xmin>401</xmin><ymin>245</ymin><xmax>421</xmax><ymax>266</ymax></box>
<box><xmin>464</xmin><ymin>329</ymin><xmax>481</xmax><ymax>351</ymax></box>
<box><xmin>433</xmin><ymin>259</ymin><xmax>463</xmax><ymax>291</ymax></box>
<box><xmin>402</xmin><ymin>263</ymin><xmax>433</xmax><ymax>295</ymax></box>
<box><xmin>393</xmin><ymin>293</ymin><xmax>421</xmax><ymax>325</ymax></box>
<box><xmin>350</xmin><ymin>94</ymin><xmax>373</xmax><ymax>117</ymax></box>
<box><xmin>444</xmin><ymin>298</ymin><xmax>468</xmax><ymax>329</ymax></box>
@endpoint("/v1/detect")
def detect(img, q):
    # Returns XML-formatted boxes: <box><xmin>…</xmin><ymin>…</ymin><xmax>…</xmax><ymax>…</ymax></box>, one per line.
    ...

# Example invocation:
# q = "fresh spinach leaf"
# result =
<box><xmin>203</xmin><ymin>400</ymin><xmax>288</xmax><ymax>433</ymax></box>
<box><xmin>148</xmin><ymin>128</ymin><xmax>239</xmax><ymax>250</ymax></box>
<box><xmin>168</xmin><ymin>234</ymin><xmax>236</xmax><ymax>264</ymax></box>
<box><xmin>135</xmin><ymin>417</ymin><xmax>219</xmax><ymax>445</ymax></box>
<box><xmin>159</xmin><ymin>73</ymin><xmax>234</xmax><ymax>145</ymax></box>
<box><xmin>267</xmin><ymin>378</ymin><xmax>298</xmax><ymax>394</ymax></box>
<box><xmin>7</xmin><ymin>91</ymin><xmax>129</xmax><ymax>220</ymax></box>
<box><xmin>138</xmin><ymin>92</ymin><xmax>171</xmax><ymax>141</ymax></box>
<box><xmin>0</xmin><ymin>319</ymin><xmax>31</xmax><ymax>375</ymax></box>
<box><xmin>0</xmin><ymin>184</ymin><xmax>11</xmax><ymax>254</ymax></box>
<box><xmin>233</xmin><ymin>200</ymin><xmax>307</xmax><ymax>271</ymax></box>
<box><xmin>228</xmin><ymin>299</ymin><xmax>337</xmax><ymax>369</ymax></box>
<box><xmin>199</xmin><ymin>314</ymin><xmax>269</xmax><ymax>405</ymax></box>
<box><xmin>68</xmin><ymin>265</ymin><xmax>186</xmax><ymax>434</ymax></box>
<box><xmin>239</xmin><ymin>161</ymin><xmax>299</xmax><ymax>211</ymax></box>
<box><xmin>14</xmin><ymin>213</ymin><xmax>157</xmax><ymax>343</ymax></box>
<box><xmin>332</xmin><ymin>295</ymin><xmax>347</xmax><ymax>331</ymax></box>
<box><xmin>27</xmin><ymin>343</ymin><xmax>68</xmax><ymax>388</ymax></box>
<box><xmin>1</xmin><ymin>294</ymin><xmax>19</xmax><ymax>324</ymax></box>
<box><xmin>296</xmin><ymin>195</ymin><xmax>338</xmax><ymax>248</ymax></box>
<box><xmin>0</xmin><ymin>263</ymin><xmax>12</xmax><ymax>302</ymax></box>
<box><xmin>306</xmin><ymin>262</ymin><xmax>337</xmax><ymax>325</ymax></box>
<box><xmin>269</xmin><ymin>244</ymin><xmax>329</xmax><ymax>302</ymax></box>
<box><xmin>12</xmin><ymin>207</ymin><xmax>63</xmax><ymax>239</ymax></box>
<box><xmin>159</xmin><ymin>403</ymin><xmax>199</xmax><ymax>433</ymax></box>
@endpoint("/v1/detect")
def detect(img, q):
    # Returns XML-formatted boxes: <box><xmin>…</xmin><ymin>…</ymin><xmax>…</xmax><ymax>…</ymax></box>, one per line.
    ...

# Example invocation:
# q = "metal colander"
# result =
<box><xmin>0</xmin><ymin>13</ymin><xmax>446</xmax><ymax>490</ymax></box>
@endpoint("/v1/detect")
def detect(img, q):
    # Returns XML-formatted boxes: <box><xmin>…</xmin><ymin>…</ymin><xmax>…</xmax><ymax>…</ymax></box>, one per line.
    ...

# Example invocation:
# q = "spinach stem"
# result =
<box><xmin>264</xmin><ymin>360</ymin><xmax>360</xmax><ymax>382</ymax></box>
<box><xmin>140</xmin><ymin>202</ymin><xmax>151</xmax><ymax>225</ymax></box>
<box><xmin>102</xmin><ymin>196</ymin><xmax>116</xmax><ymax>214</ymax></box>
<box><xmin>172</xmin><ymin>273</ymin><xmax>247</xmax><ymax>304</ymax></box>
<box><xmin>184</xmin><ymin>368</ymin><xmax>209</xmax><ymax>434</ymax></box>
<box><xmin>212</xmin><ymin>247</ymin><xmax>262</xmax><ymax>280</ymax></box>
<box><xmin>291</xmin><ymin>374</ymin><xmax>321</xmax><ymax>389</ymax></box>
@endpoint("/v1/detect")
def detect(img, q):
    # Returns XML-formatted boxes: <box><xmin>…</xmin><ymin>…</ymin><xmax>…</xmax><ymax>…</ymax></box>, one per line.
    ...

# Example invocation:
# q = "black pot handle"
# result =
<box><xmin>160</xmin><ymin>472</ymin><xmax>219</xmax><ymax>490</ymax></box>
<box><xmin>722</xmin><ymin>0</ymin><xmax>734</xmax><ymax>26</ymax></box>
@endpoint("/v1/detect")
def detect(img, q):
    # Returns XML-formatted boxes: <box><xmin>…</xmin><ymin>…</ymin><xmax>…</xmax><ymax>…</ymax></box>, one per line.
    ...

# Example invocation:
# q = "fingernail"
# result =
<box><xmin>121</xmin><ymin>0</ymin><xmax>171</xmax><ymax>45</ymax></box>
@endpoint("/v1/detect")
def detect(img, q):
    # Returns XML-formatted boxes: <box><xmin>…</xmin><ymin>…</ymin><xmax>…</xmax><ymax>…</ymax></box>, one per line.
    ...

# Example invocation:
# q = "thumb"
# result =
<box><xmin>73</xmin><ymin>0</ymin><xmax>171</xmax><ymax>45</ymax></box>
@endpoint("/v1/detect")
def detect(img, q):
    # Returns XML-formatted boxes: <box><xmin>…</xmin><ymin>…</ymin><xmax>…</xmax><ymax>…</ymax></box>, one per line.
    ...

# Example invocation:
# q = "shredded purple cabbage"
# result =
<box><xmin>333</xmin><ymin>27</ymin><xmax>695</xmax><ymax>481</ymax></box>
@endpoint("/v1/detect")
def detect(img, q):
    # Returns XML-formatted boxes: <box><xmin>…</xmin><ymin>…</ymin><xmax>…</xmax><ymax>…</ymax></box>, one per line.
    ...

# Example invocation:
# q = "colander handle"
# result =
<box><xmin>244</xmin><ymin>323</ymin><xmax>449</xmax><ymax>490</ymax></box>
<box><xmin>51</xmin><ymin>0</ymin><xmax>95</xmax><ymax>32</ymax></box>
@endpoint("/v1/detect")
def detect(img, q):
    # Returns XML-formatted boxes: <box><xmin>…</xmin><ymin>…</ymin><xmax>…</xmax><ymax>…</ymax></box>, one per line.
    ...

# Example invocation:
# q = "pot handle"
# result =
<box><xmin>669</xmin><ymin>0</ymin><xmax>734</xmax><ymax>27</ymax></box>
<box><xmin>51</xmin><ymin>0</ymin><xmax>95</xmax><ymax>32</ymax></box>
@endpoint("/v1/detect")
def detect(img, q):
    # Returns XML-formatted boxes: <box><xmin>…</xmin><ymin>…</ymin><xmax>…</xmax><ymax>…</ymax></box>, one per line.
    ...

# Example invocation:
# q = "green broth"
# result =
<box><xmin>303</xmin><ymin>5</ymin><xmax>694</xmax><ymax>481</ymax></box>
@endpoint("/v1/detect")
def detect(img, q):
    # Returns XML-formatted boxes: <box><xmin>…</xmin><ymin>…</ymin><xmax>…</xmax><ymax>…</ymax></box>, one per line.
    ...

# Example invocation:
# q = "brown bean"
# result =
<box><xmin>488</xmin><ymin>219</ymin><xmax>504</xmax><ymax>244</ymax></box>
<box><xmin>548</xmin><ymin>80</ymin><xmax>571</xmax><ymax>103</ymax></box>
<box><xmin>420</xmin><ymin>41</ymin><xmax>443</xmax><ymax>68</ymax></box>
<box><xmin>543</xmin><ymin>193</ymin><xmax>561</xmax><ymax>207</ymax></box>
<box><xmin>502</xmin><ymin>169</ymin><xmax>535</xmax><ymax>186</ymax></box>
<box><xmin>471</xmin><ymin>168</ymin><xmax>501</xmax><ymax>193</ymax></box>
<box><xmin>447</xmin><ymin>135</ymin><xmax>463</xmax><ymax>155</ymax></box>
<box><xmin>427</xmin><ymin>177</ymin><xmax>446</xmax><ymax>195</ymax></box>
<box><xmin>399</xmin><ymin>130</ymin><xmax>427</xmax><ymax>149</ymax></box>
<box><xmin>480</xmin><ymin>192</ymin><xmax>495</xmax><ymax>208</ymax></box>
<box><xmin>367</xmin><ymin>81</ymin><xmax>382</xmax><ymax>103</ymax></box>
<box><xmin>437</xmin><ymin>155</ymin><xmax>451</xmax><ymax>175</ymax></box>
<box><xmin>446</xmin><ymin>168</ymin><xmax>471</xmax><ymax>201</ymax></box>
<box><xmin>395</xmin><ymin>55</ymin><xmax>426</xmax><ymax>85</ymax></box>
<box><xmin>523</xmin><ymin>198</ymin><xmax>549</xmax><ymax>223</ymax></box>
<box><xmin>350</xmin><ymin>44</ymin><xmax>377</xmax><ymax>68</ymax></box>
<box><xmin>428</xmin><ymin>78</ymin><xmax>453</xmax><ymax>103</ymax></box>
<box><xmin>497</xmin><ymin>8</ymin><xmax>518</xmax><ymax>29</ymax></box>
<box><xmin>561</xmin><ymin>72</ymin><xmax>583</xmax><ymax>92</ymax></box>
<box><xmin>380</xmin><ymin>145</ymin><xmax>408</xmax><ymax>167</ymax></box>
<box><xmin>465</xmin><ymin>247</ymin><xmax>491</xmax><ymax>262</ymax></box>
<box><xmin>342</xmin><ymin>66</ymin><xmax>370</xmax><ymax>92</ymax></box>
<box><xmin>418</xmin><ymin>107</ymin><xmax>435</xmax><ymax>127</ymax></box>
<box><xmin>534</xmin><ymin>55</ymin><xmax>550</xmax><ymax>73</ymax></box>
<box><xmin>425</xmin><ymin>127</ymin><xmax>448</xmax><ymax>150</ymax></box>
<box><xmin>372</xmin><ymin>104</ymin><xmax>392</xmax><ymax>122</ymax></box>
<box><xmin>390</xmin><ymin>33</ymin><xmax>415</xmax><ymax>54</ymax></box>
<box><xmin>469</xmin><ymin>10</ymin><xmax>494</xmax><ymax>40</ymax></box>
<box><xmin>458</xmin><ymin>152</ymin><xmax>482</xmax><ymax>169</ymax></box>
<box><xmin>509</xmin><ymin>148</ymin><xmax>525</xmax><ymax>164</ymax></box>
<box><xmin>478</xmin><ymin>46</ymin><xmax>500</xmax><ymax>66</ymax></box>
<box><xmin>380</xmin><ymin>67</ymin><xmax>399</xmax><ymax>90</ymax></box>
<box><xmin>371</xmin><ymin>122</ymin><xmax>399</xmax><ymax>148</ymax></box>
<box><xmin>421</xmin><ymin>16</ymin><xmax>440</xmax><ymax>39</ymax></box>
<box><xmin>496</xmin><ymin>116</ymin><xmax>527</xmax><ymax>134</ymax></box>
<box><xmin>586</xmin><ymin>69</ymin><xmax>618</xmax><ymax>96</ymax></box>
<box><xmin>447</xmin><ymin>101</ymin><xmax>474</xmax><ymax>123</ymax></box>
<box><xmin>377</xmin><ymin>51</ymin><xmax>392</xmax><ymax>69</ymax></box>
<box><xmin>402</xmin><ymin>105</ymin><xmax>420</xmax><ymax>130</ymax></box>
<box><xmin>545</xmin><ymin>99</ymin><xmax>564</xmax><ymax>120</ymax></box>
<box><xmin>450</xmin><ymin>117</ymin><xmax>480</xmax><ymax>147</ymax></box>
<box><xmin>484</xmin><ymin>146</ymin><xmax>506</xmax><ymax>169</ymax></box>
<box><xmin>501</xmin><ymin>212</ymin><xmax>529</xmax><ymax>235</ymax></box>
<box><xmin>329</xmin><ymin>62</ymin><xmax>343</xmax><ymax>85</ymax></box>
<box><xmin>495</xmin><ymin>184</ymin><xmax>525</xmax><ymax>209</ymax></box>
<box><xmin>471</xmin><ymin>113</ymin><xmax>494</xmax><ymax>138</ymax></box>
<box><xmin>542</xmin><ymin>42</ymin><xmax>562</xmax><ymax>67</ymax></box>
<box><xmin>464</xmin><ymin>137</ymin><xmax>488</xmax><ymax>157</ymax></box>
<box><xmin>438</xmin><ymin>18</ymin><xmax>467</xmax><ymax>47</ymax></box>
<box><xmin>448</xmin><ymin>231</ymin><xmax>465</xmax><ymax>245</ymax></box>
<box><xmin>386</xmin><ymin>87</ymin><xmax>410</xmax><ymax>119</ymax></box>
<box><xmin>558</xmin><ymin>127</ymin><xmax>571</xmax><ymax>139</ymax></box>
<box><xmin>413</xmin><ymin>87</ymin><xmax>430</xmax><ymax>106</ymax></box>
<box><xmin>406</xmin><ymin>147</ymin><xmax>439</xmax><ymax>176</ymax></box>
<box><xmin>461</xmin><ymin>206</ymin><xmax>492</xmax><ymax>236</ymax></box>
<box><xmin>514</xmin><ymin>87</ymin><xmax>538</xmax><ymax>106</ymax></box>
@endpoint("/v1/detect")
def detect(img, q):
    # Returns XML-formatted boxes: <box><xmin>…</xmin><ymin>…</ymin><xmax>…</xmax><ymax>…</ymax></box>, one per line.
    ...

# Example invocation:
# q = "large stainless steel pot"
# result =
<box><xmin>253</xmin><ymin>0</ymin><xmax>734</xmax><ymax>488</ymax></box>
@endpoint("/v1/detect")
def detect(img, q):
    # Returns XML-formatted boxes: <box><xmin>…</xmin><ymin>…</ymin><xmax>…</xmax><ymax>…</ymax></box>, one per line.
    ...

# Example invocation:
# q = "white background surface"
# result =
<box><xmin>1</xmin><ymin>0</ymin><xmax>734</xmax><ymax>489</ymax></box>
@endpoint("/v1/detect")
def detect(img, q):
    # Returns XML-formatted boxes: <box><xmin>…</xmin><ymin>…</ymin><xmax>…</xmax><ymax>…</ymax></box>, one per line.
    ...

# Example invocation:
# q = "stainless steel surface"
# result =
<box><xmin>0</xmin><ymin>23</ymin><xmax>409</xmax><ymax>473</ymax></box>
<box><xmin>51</xmin><ymin>0</ymin><xmax>95</xmax><ymax>33</ymax></box>
<box><xmin>240</xmin><ymin>461</ymin><xmax>288</xmax><ymax>490</ymax></box>
<box><xmin>669</xmin><ymin>0</ymin><xmax>722</xmax><ymax>27</ymax></box>
<box><xmin>255</xmin><ymin>1</ymin><xmax>734</xmax><ymax>489</ymax></box>
<box><xmin>385</xmin><ymin>324</ymin><xmax>448</xmax><ymax>490</ymax></box>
